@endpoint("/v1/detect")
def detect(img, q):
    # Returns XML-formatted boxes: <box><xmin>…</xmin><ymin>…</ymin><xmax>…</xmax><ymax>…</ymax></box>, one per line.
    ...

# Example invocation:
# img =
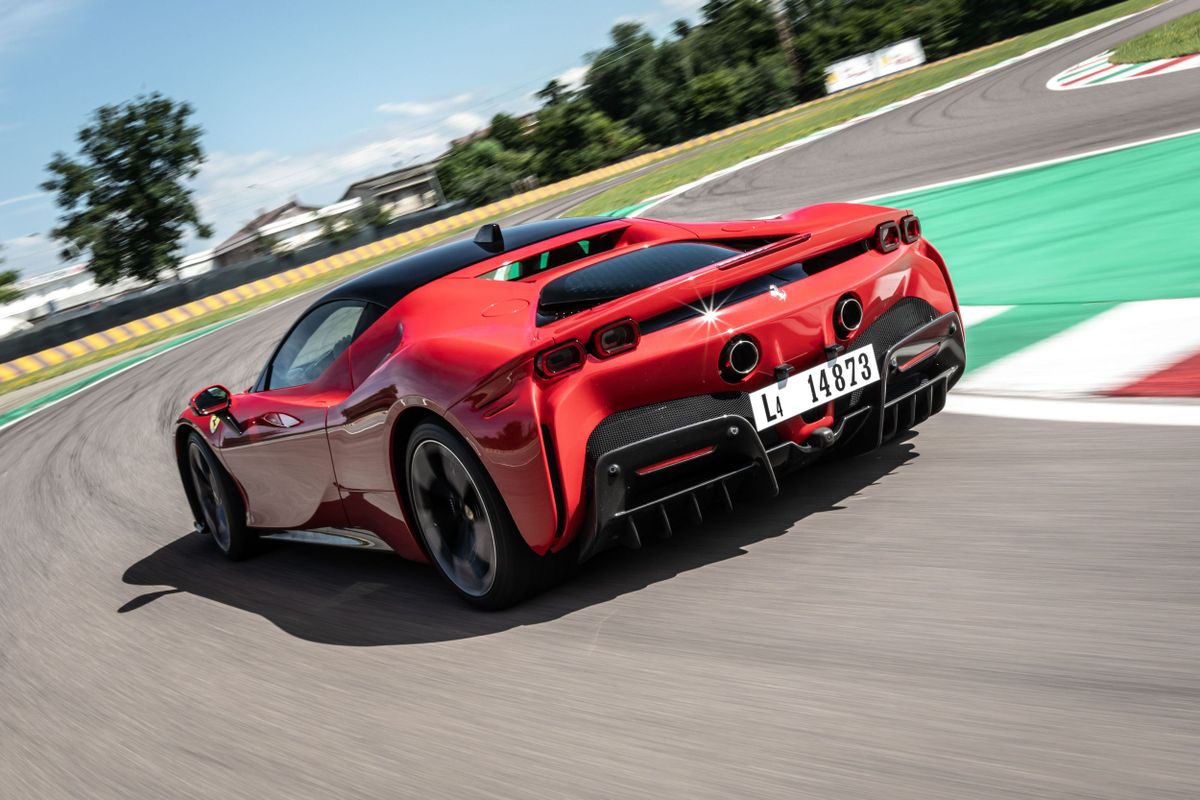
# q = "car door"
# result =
<box><xmin>219</xmin><ymin>300</ymin><xmax>376</xmax><ymax>530</ymax></box>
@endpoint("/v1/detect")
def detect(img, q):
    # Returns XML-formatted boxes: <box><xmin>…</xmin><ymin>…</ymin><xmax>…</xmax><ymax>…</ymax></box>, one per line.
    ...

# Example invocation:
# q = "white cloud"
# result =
<box><xmin>0</xmin><ymin>0</ymin><xmax>77</xmax><ymax>55</ymax></box>
<box><xmin>1</xmin><ymin>232</ymin><xmax>60</xmax><ymax>273</ymax></box>
<box><xmin>0</xmin><ymin>191</ymin><xmax>47</xmax><ymax>209</ymax></box>
<box><xmin>660</xmin><ymin>0</ymin><xmax>703</xmax><ymax>15</ymax></box>
<box><xmin>443</xmin><ymin>111</ymin><xmax>484</xmax><ymax>135</ymax></box>
<box><xmin>195</xmin><ymin>123</ymin><xmax>457</xmax><ymax>241</ymax></box>
<box><xmin>376</xmin><ymin>92</ymin><xmax>472</xmax><ymax>116</ymax></box>
<box><xmin>556</xmin><ymin>65</ymin><xmax>589</xmax><ymax>91</ymax></box>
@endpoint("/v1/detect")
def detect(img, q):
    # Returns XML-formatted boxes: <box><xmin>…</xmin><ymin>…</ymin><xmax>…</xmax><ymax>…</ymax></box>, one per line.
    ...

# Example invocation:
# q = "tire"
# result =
<box><xmin>185</xmin><ymin>431</ymin><xmax>257</xmax><ymax>561</ymax></box>
<box><xmin>404</xmin><ymin>421</ymin><xmax>566</xmax><ymax>609</ymax></box>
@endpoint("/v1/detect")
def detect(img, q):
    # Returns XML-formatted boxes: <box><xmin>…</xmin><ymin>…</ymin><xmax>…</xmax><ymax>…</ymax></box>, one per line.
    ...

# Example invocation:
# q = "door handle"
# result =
<box><xmin>261</xmin><ymin>412</ymin><xmax>302</xmax><ymax>428</ymax></box>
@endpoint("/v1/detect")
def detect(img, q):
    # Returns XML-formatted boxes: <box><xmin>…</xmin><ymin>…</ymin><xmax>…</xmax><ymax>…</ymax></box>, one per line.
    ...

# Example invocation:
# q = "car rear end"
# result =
<box><xmin>530</xmin><ymin>204</ymin><xmax>965</xmax><ymax>561</ymax></box>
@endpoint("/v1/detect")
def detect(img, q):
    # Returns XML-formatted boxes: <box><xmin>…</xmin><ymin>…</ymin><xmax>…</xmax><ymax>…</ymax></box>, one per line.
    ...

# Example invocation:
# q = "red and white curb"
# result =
<box><xmin>953</xmin><ymin>299</ymin><xmax>1200</xmax><ymax>427</ymax></box>
<box><xmin>1047</xmin><ymin>49</ymin><xmax>1200</xmax><ymax>90</ymax></box>
<box><xmin>960</xmin><ymin>298</ymin><xmax>1200</xmax><ymax>397</ymax></box>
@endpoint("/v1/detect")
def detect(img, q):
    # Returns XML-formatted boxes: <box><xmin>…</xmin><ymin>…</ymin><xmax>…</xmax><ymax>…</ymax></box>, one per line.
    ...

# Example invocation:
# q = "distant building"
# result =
<box><xmin>213</xmin><ymin>200</ymin><xmax>319</xmax><ymax>268</ymax></box>
<box><xmin>340</xmin><ymin>161</ymin><xmax>445</xmax><ymax>217</ymax></box>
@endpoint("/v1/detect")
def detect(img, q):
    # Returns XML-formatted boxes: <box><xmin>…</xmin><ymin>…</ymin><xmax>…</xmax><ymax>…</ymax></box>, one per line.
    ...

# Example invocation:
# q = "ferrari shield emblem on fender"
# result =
<box><xmin>209</xmin><ymin>415</ymin><xmax>220</xmax><ymax>433</ymax></box>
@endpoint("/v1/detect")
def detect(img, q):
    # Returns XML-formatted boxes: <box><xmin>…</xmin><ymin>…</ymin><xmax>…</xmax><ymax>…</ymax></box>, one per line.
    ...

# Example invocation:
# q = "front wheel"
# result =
<box><xmin>405</xmin><ymin>422</ymin><xmax>564</xmax><ymax>609</ymax></box>
<box><xmin>186</xmin><ymin>431</ymin><xmax>257</xmax><ymax>561</ymax></box>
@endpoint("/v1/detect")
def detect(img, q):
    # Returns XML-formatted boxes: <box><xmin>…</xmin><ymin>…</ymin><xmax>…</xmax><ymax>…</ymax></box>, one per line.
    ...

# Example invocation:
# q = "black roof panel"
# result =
<box><xmin>321</xmin><ymin>217</ymin><xmax>615</xmax><ymax>308</ymax></box>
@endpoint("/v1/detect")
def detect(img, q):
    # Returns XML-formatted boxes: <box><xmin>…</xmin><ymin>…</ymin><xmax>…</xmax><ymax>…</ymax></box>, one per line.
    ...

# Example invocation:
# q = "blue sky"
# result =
<box><xmin>0</xmin><ymin>0</ymin><xmax>702</xmax><ymax>278</ymax></box>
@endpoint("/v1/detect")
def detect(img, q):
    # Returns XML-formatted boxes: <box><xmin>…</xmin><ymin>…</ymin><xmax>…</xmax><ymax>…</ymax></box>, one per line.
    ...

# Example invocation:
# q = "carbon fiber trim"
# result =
<box><xmin>844</xmin><ymin>297</ymin><xmax>938</xmax><ymax>409</ymax></box>
<box><xmin>586</xmin><ymin>393</ymin><xmax>757</xmax><ymax>465</ymax></box>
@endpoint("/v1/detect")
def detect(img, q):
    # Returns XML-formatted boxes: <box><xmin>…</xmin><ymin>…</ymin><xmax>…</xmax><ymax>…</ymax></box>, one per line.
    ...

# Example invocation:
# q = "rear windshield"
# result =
<box><xmin>478</xmin><ymin>229</ymin><xmax>624</xmax><ymax>281</ymax></box>
<box><xmin>537</xmin><ymin>241</ymin><xmax>736</xmax><ymax>323</ymax></box>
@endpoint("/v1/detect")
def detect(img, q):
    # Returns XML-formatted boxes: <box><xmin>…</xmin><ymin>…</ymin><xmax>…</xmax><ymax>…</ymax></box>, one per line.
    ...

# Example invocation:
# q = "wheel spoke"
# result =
<box><xmin>410</xmin><ymin>439</ymin><xmax>497</xmax><ymax>597</ymax></box>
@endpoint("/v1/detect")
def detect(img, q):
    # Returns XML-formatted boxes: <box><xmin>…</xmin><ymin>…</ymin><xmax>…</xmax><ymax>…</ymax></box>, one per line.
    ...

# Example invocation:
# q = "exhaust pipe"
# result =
<box><xmin>834</xmin><ymin>295</ymin><xmax>863</xmax><ymax>339</ymax></box>
<box><xmin>720</xmin><ymin>335</ymin><xmax>760</xmax><ymax>383</ymax></box>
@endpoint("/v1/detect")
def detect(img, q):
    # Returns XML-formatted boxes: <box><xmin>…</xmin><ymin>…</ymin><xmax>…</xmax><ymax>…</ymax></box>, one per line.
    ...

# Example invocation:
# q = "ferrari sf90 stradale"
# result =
<box><xmin>178</xmin><ymin>207</ymin><xmax>965</xmax><ymax>607</ymax></box>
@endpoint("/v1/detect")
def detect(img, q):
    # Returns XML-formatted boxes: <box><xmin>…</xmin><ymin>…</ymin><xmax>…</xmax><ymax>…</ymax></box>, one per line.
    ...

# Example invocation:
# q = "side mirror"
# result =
<box><xmin>189</xmin><ymin>385</ymin><xmax>232</xmax><ymax>416</ymax></box>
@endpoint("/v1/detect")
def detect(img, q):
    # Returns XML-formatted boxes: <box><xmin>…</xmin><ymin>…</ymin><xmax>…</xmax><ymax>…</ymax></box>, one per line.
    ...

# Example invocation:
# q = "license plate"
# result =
<box><xmin>749</xmin><ymin>344</ymin><xmax>879</xmax><ymax>430</ymax></box>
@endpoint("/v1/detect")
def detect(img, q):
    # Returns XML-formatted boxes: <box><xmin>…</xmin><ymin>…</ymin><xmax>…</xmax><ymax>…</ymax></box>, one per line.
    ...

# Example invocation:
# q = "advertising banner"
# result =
<box><xmin>824</xmin><ymin>38</ymin><xmax>926</xmax><ymax>94</ymax></box>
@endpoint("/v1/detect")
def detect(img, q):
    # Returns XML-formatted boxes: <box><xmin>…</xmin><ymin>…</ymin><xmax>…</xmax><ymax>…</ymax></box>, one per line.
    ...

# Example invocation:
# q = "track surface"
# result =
<box><xmin>3</xmin><ymin>4</ymin><xmax>1200</xmax><ymax>797</ymax></box>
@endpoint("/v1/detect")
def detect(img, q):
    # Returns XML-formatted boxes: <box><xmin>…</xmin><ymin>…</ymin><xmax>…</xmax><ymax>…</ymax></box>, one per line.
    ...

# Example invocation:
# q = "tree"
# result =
<box><xmin>583</xmin><ymin>22</ymin><xmax>656</xmax><ymax>122</ymax></box>
<box><xmin>488</xmin><ymin>112</ymin><xmax>527</xmax><ymax>150</ymax></box>
<box><xmin>536</xmin><ymin>79</ymin><xmax>569</xmax><ymax>106</ymax></box>
<box><xmin>437</xmin><ymin>139</ymin><xmax>534</xmax><ymax>206</ymax></box>
<box><xmin>530</xmin><ymin>100</ymin><xmax>643</xmax><ymax>182</ymax></box>
<box><xmin>0</xmin><ymin>247</ymin><xmax>20</xmax><ymax>304</ymax></box>
<box><xmin>42</xmin><ymin>92</ymin><xmax>212</xmax><ymax>286</ymax></box>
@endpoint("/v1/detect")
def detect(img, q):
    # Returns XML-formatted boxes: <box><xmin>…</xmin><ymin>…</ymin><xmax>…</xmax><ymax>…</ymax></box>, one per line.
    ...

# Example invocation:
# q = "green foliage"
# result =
<box><xmin>584</xmin><ymin>22</ymin><xmax>657</xmax><ymax>122</ymax></box>
<box><xmin>436</xmin><ymin>139</ymin><xmax>535</xmax><ymax>205</ymax></box>
<box><xmin>0</xmin><ymin>247</ymin><xmax>19</xmax><ymax>304</ymax></box>
<box><xmin>321</xmin><ymin>214</ymin><xmax>360</xmax><ymax>244</ymax></box>
<box><xmin>530</xmin><ymin>100</ymin><xmax>644</xmax><ymax>183</ymax></box>
<box><xmin>535</xmin><ymin>79</ymin><xmax>569</xmax><ymax>106</ymax></box>
<box><xmin>1111</xmin><ymin>9</ymin><xmax>1200</xmax><ymax>63</ymax></box>
<box><xmin>41</xmin><ymin>92</ymin><xmax>212</xmax><ymax>286</ymax></box>
<box><xmin>438</xmin><ymin>0</ymin><xmax>1129</xmax><ymax>206</ymax></box>
<box><xmin>489</xmin><ymin>113</ymin><xmax>527</xmax><ymax>150</ymax></box>
<box><xmin>358</xmin><ymin>200</ymin><xmax>391</xmax><ymax>229</ymax></box>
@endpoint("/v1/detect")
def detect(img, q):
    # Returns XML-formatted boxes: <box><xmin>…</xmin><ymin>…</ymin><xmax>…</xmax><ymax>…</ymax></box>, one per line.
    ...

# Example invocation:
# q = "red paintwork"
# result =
<box><xmin>176</xmin><ymin>205</ymin><xmax>961</xmax><ymax>561</ymax></box>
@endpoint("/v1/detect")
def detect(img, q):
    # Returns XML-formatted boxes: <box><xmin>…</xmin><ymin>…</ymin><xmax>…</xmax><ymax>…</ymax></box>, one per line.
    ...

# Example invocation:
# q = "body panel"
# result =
<box><xmin>176</xmin><ymin>205</ymin><xmax>964</xmax><ymax>569</ymax></box>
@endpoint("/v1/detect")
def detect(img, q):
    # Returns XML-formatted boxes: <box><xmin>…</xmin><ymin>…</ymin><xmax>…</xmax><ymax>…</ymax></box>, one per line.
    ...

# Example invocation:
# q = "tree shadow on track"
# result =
<box><xmin>120</xmin><ymin>435</ymin><xmax>919</xmax><ymax>646</ymax></box>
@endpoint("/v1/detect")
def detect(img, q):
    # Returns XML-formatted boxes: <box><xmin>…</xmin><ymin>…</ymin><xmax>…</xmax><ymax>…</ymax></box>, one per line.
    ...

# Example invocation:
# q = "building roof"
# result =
<box><xmin>340</xmin><ymin>161</ymin><xmax>439</xmax><ymax>200</ymax></box>
<box><xmin>216</xmin><ymin>200</ymin><xmax>317</xmax><ymax>253</ymax></box>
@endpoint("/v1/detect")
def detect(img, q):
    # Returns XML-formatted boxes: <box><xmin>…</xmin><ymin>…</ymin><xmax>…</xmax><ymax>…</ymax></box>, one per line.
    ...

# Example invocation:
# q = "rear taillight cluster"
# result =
<box><xmin>535</xmin><ymin>318</ymin><xmax>640</xmax><ymax>378</ymax></box>
<box><xmin>873</xmin><ymin>215</ymin><xmax>921</xmax><ymax>253</ymax></box>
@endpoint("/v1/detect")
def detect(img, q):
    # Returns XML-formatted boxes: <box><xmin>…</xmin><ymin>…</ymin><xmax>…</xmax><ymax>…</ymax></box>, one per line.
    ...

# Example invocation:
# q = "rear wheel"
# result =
<box><xmin>186</xmin><ymin>431</ymin><xmax>256</xmax><ymax>561</ymax></box>
<box><xmin>405</xmin><ymin>421</ymin><xmax>562</xmax><ymax>609</ymax></box>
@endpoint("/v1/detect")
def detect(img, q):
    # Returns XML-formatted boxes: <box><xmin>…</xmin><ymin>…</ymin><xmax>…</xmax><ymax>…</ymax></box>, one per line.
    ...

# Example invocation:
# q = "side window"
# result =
<box><xmin>265</xmin><ymin>301</ymin><xmax>367</xmax><ymax>390</ymax></box>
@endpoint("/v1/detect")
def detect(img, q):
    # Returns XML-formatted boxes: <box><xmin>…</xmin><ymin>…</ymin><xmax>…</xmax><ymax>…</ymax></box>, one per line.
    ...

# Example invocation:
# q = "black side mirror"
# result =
<box><xmin>189</xmin><ymin>385</ymin><xmax>231</xmax><ymax>416</ymax></box>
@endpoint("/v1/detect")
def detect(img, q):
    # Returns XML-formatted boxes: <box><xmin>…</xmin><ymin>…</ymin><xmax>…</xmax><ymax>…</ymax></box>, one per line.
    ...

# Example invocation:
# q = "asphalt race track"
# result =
<box><xmin>3</xmin><ymin>3</ymin><xmax>1200</xmax><ymax>797</ymax></box>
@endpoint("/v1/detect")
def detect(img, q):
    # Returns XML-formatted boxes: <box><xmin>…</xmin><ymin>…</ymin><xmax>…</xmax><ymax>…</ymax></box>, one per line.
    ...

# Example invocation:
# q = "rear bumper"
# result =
<box><xmin>577</xmin><ymin>308</ymin><xmax>964</xmax><ymax>562</ymax></box>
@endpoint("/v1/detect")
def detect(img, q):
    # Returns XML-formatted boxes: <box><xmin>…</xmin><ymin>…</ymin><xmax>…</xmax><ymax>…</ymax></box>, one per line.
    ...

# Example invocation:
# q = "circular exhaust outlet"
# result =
<box><xmin>719</xmin><ymin>335</ymin><xmax>760</xmax><ymax>383</ymax></box>
<box><xmin>834</xmin><ymin>295</ymin><xmax>863</xmax><ymax>339</ymax></box>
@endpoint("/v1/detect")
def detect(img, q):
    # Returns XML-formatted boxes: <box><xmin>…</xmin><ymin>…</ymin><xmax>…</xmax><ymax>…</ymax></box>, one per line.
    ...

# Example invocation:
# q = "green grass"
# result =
<box><xmin>571</xmin><ymin>0</ymin><xmax>1168</xmax><ymax>217</ymax></box>
<box><xmin>1111</xmin><ymin>9</ymin><xmax>1200</xmax><ymax>62</ymax></box>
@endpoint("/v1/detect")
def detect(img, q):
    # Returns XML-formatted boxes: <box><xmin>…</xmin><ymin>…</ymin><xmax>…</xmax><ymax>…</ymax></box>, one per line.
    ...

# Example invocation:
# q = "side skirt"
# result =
<box><xmin>259</xmin><ymin>527</ymin><xmax>395</xmax><ymax>552</ymax></box>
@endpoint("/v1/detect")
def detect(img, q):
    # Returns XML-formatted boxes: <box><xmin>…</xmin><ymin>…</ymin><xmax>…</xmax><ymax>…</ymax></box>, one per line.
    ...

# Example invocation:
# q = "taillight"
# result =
<box><xmin>535</xmin><ymin>341</ymin><xmax>585</xmax><ymax>378</ymax></box>
<box><xmin>874</xmin><ymin>221</ymin><xmax>901</xmax><ymax>253</ymax></box>
<box><xmin>900</xmin><ymin>214</ymin><xmax>921</xmax><ymax>244</ymax></box>
<box><xmin>590</xmin><ymin>318</ymin><xmax>640</xmax><ymax>358</ymax></box>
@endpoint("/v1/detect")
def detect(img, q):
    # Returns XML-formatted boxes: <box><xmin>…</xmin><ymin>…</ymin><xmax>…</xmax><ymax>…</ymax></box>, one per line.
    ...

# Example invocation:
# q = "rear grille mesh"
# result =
<box><xmin>844</xmin><ymin>297</ymin><xmax>938</xmax><ymax>409</ymax></box>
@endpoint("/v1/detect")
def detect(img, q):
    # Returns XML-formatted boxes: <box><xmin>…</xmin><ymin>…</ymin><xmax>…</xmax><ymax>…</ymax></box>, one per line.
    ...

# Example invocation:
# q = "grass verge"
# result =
<box><xmin>1111</xmin><ymin>9</ymin><xmax>1200</xmax><ymax>62</ymax></box>
<box><xmin>570</xmin><ymin>0</ymin><xmax>1167</xmax><ymax>217</ymax></box>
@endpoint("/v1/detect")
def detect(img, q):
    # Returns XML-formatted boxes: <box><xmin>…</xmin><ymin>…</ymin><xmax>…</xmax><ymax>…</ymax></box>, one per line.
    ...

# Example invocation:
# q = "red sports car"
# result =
<box><xmin>177</xmin><ymin>207</ymin><xmax>964</xmax><ymax>608</ymax></box>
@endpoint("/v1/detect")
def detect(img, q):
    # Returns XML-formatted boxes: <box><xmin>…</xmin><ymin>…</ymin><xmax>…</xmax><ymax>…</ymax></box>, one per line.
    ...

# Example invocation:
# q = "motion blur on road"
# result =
<box><xmin>2</xmin><ymin>1</ymin><xmax>1200</xmax><ymax>798</ymax></box>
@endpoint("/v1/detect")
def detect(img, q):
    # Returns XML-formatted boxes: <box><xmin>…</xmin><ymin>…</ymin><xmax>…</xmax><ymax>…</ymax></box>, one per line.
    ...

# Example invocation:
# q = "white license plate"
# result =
<box><xmin>749</xmin><ymin>344</ymin><xmax>879</xmax><ymax>430</ymax></box>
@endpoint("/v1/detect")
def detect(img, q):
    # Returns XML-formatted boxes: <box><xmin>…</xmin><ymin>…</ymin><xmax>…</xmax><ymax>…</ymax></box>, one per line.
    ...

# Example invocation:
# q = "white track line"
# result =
<box><xmin>946</xmin><ymin>394</ymin><xmax>1200</xmax><ymax>426</ymax></box>
<box><xmin>959</xmin><ymin>305</ymin><xmax>1013</xmax><ymax>328</ymax></box>
<box><xmin>958</xmin><ymin>298</ymin><xmax>1200</xmax><ymax>397</ymax></box>
<box><xmin>631</xmin><ymin>4</ymin><xmax>1163</xmax><ymax>218</ymax></box>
